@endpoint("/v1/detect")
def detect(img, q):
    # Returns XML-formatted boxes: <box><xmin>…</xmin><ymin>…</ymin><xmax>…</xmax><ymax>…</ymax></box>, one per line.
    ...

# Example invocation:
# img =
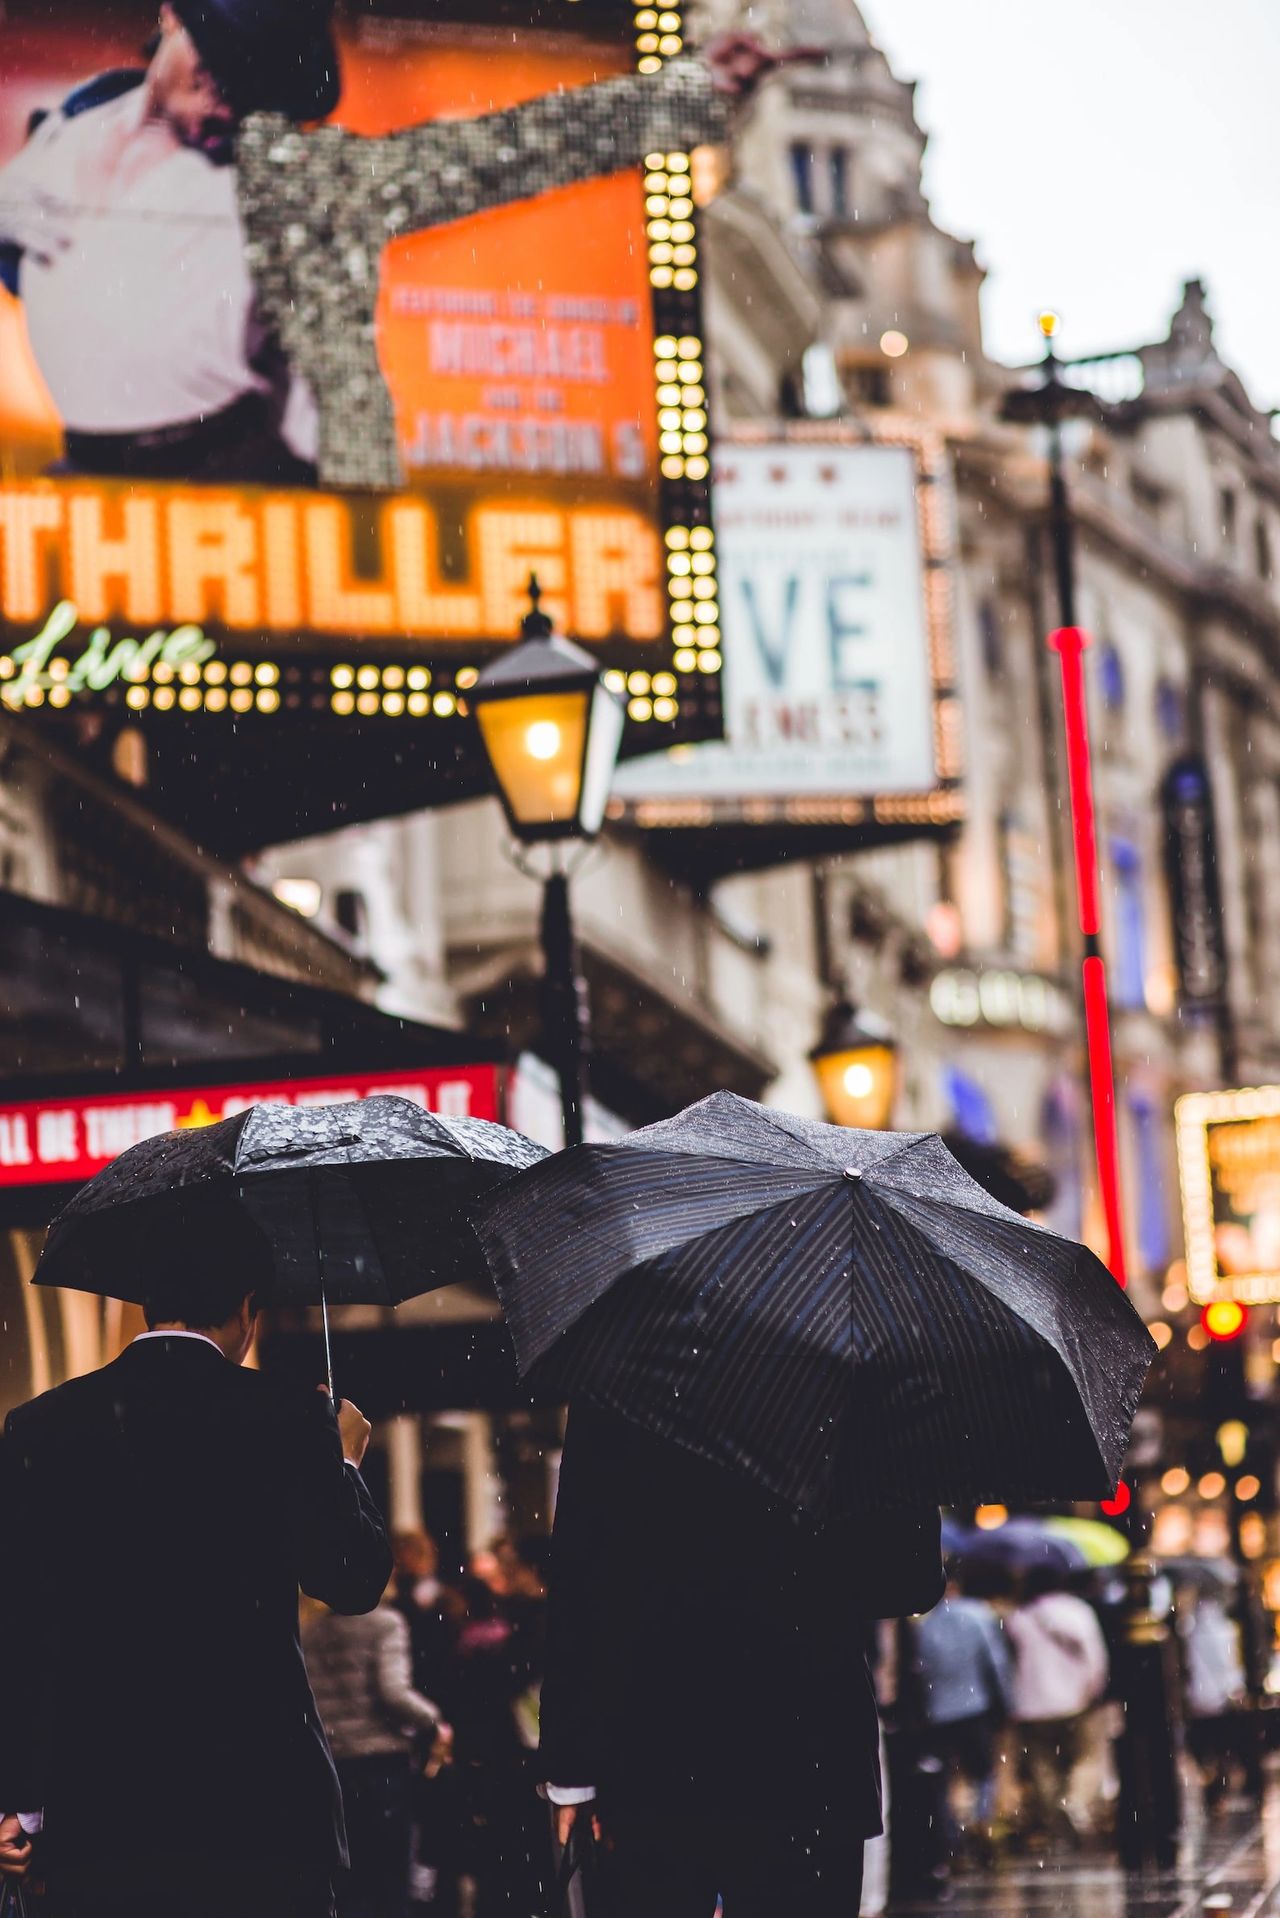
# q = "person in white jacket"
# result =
<box><xmin>1006</xmin><ymin>1566</ymin><xmax>1109</xmax><ymax>1844</ymax></box>
<box><xmin>304</xmin><ymin>1597</ymin><xmax>447</xmax><ymax>1918</ymax></box>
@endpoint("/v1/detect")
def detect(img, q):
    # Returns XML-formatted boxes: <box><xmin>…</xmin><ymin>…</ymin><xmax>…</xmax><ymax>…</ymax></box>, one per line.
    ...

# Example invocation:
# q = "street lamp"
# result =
<box><xmin>473</xmin><ymin>577</ymin><xmax>625</xmax><ymax>1148</ymax></box>
<box><xmin>809</xmin><ymin>1001</ymin><xmax>899</xmax><ymax>1131</ymax></box>
<box><xmin>1002</xmin><ymin>312</ymin><xmax>1129</xmax><ymax>1287</ymax></box>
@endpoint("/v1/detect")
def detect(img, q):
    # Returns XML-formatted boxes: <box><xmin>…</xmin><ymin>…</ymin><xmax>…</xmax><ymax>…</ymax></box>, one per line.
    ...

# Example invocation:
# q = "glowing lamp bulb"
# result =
<box><xmin>524</xmin><ymin>720</ymin><xmax>562</xmax><ymax>761</ymax></box>
<box><xmin>842</xmin><ymin>1062</ymin><xmax>875</xmax><ymax>1099</ymax></box>
<box><xmin>1038</xmin><ymin>309</ymin><xmax>1061</xmax><ymax>339</ymax></box>
<box><xmin>1202</xmin><ymin>1300</ymin><xmax>1248</xmax><ymax>1342</ymax></box>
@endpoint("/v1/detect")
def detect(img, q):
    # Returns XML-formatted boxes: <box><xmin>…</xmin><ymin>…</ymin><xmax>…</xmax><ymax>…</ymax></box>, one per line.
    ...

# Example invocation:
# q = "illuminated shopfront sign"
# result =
<box><xmin>1176</xmin><ymin>1085</ymin><xmax>1280</xmax><ymax>1304</ymax></box>
<box><xmin>0</xmin><ymin>1065</ymin><xmax>501</xmax><ymax>1190</ymax></box>
<box><xmin>0</xmin><ymin>2</ymin><xmax>719</xmax><ymax>751</ymax></box>
<box><xmin>930</xmin><ymin>967</ymin><xmax>1072</xmax><ymax>1035</ymax></box>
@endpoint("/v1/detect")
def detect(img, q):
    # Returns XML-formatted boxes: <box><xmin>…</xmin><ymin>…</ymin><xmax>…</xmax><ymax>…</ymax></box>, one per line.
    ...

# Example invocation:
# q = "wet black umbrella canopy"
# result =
<box><xmin>37</xmin><ymin>1095</ymin><xmax>547</xmax><ymax>1315</ymax></box>
<box><xmin>474</xmin><ymin>1090</ymin><xmax>1156</xmax><ymax>1516</ymax></box>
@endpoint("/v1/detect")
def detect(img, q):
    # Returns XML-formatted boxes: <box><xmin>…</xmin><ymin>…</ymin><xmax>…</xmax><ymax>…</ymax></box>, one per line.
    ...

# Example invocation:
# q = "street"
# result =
<box><xmin>894</xmin><ymin>1796</ymin><xmax>1280</xmax><ymax>1918</ymax></box>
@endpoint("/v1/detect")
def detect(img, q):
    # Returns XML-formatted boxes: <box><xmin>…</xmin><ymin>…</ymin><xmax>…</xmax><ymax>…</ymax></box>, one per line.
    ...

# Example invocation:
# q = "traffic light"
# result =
<box><xmin>1100</xmin><ymin>1481</ymin><xmax>1132</xmax><ymax>1518</ymax></box>
<box><xmin>1202</xmin><ymin>1300</ymin><xmax>1249</xmax><ymax>1342</ymax></box>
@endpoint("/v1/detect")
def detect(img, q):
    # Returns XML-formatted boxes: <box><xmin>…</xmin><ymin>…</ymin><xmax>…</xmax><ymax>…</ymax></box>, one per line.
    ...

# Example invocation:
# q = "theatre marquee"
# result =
<box><xmin>0</xmin><ymin>0</ymin><xmax>721</xmax><ymax>848</ymax></box>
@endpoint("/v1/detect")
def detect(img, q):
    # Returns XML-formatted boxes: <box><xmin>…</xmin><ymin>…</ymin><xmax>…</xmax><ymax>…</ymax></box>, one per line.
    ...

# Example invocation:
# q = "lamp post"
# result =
<box><xmin>1004</xmin><ymin>313</ymin><xmax>1129</xmax><ymax>1287</ymax></box>
<box><xmin>472</xmin><ymin>578</ymin><xmax>625</xmax><ymax>1149</ymax></box>
<box><xmin>809</xmin><ymin>1001</ymin><xmax>899</xmax><ymax>1132</ymax></box>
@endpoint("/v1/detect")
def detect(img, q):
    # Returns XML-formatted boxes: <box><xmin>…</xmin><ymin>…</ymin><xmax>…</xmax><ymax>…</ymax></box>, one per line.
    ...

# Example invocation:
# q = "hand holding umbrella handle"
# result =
<box><xmin>316</xmin><ymin>1385</ymin><xmax>372</xmax><ymax>1470</ymax></box>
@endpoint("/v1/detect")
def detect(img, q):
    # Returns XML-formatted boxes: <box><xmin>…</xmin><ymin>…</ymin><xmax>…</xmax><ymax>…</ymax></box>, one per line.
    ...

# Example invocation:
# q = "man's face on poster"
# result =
<box><xmin>150</xmin><ymin>3</ymin><xmax>238</xmax><ymax>162</ymax></box>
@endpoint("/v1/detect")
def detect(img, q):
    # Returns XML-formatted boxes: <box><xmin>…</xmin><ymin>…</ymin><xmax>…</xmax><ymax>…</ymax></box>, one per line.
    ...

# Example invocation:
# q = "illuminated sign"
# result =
<box><xmin>0</xmin><ymin>2</ymin><xmax>721</xmax><ymax>748</ymax></box>
<box><xmin>2</xmin><ymin>600</ymin><xmax>215</xmax><ymax>707</ymax></box>
<box><xmin>612</xmin><ymin>426</ymin><xmax>962</xmax><ymax>828</ymax></box>
<box><xmin>930</xmin><ymin>968</ymin><xmax>1072</xmax><ymax>1035</ymax></box>
<box><xmin>1176</xmin><ymin>1085</ymin><xmax>1280</xmax><ymax>1304</ymax></box>
<box><xmin>0</xmin><ymin>1065</ymin><xmax>501</xmax><ymax>1190</ymax></box>
<box><xmin>0</xmin><ymin>491</ymin><xmax>664</xmax><ymax>641</ymax></box>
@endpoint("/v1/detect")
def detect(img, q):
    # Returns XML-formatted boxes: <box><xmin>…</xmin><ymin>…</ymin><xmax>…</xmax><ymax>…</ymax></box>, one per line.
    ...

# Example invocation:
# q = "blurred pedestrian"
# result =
<box><xmin>1179</xmin><ymin>1584</ymin><xmax>1245</xmax><ymax>1813</ymax></box>
<box><xmin>390</xmin><ymin>1530</ymin><xmax>465</xmax><ymax>1914</ymax></box>
<box><xmin>914</xmin><ymin>1568</ymin><xmax>1014</xmax><ymax>1864</ymax></box>
<box><xmin>392</xmin><ymin>1529</ymin><xmax>461</xmax><ymax>1707</ymax></box>
<box><xmin>545</xmin><ymin>1402</ymin><xmax>944</xmax><ymax>1918</ymax></box>
<box><xmin>453</xmin><ymin>1577</ymin><xmax>550</xmax><ymax>1917</ymax></box>
<box><xmin>304</xmin><ymin>1590</ymin><xmax>448</xmax><ymax>1918</ymax></box>
<box><xmin>0</xmin><ymin>1205</ymin><xmax>391</xmax><ymax>1918</ymax></box>
<box><xmin>1007</xmin><ymin>1565</ymin><xmax>1110</xmax><ymax>1846</ymax></box>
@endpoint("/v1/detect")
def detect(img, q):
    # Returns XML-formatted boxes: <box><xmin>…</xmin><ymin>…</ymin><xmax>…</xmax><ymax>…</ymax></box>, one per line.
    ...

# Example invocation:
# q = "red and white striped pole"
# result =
<box><xmin>1038</xmin><ymin>313</ymin><xmax>1127</xmax><ymax>1287</ymax></box>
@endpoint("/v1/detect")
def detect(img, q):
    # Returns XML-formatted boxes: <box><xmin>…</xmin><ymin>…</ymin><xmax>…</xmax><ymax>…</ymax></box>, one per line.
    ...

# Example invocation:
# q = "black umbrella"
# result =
<box><xmin>36</xmin><ymin>1096</ymin><xmax>547</xmax><ymax>1391</ymax></box>
<box><xmin>473</xmin><ymin>1091</ymin><xmax>1155</xmax><ymax>1516</ymax></box>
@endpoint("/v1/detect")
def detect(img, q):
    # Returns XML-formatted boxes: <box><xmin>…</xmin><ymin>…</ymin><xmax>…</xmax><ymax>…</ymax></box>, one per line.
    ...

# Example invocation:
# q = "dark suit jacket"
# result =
<box><xmin>540</xmin><ymin>1403</ymin><xmax>943</xmax><ymax>1834</ymax></box>
<box><xmin>0</xmin><ymin>1336</ymin><xmax>391</xmax><ymax>1876</ymax></box>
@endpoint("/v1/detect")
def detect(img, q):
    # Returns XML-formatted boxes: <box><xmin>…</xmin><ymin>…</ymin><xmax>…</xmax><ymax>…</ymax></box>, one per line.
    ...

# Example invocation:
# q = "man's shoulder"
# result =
<box><xmin>218</xmin><ymin>1358</ymin><xmax>332</xmax><ymax>1431</ymax></box>
<box><xmin>4</xmin><ymin>1360</ymin><xmax>119</xmax><ymax>1446</ymax></box>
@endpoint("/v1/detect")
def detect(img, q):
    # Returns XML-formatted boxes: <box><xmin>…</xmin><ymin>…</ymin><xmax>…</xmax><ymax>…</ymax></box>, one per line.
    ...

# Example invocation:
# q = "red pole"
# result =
<box><xmin>1047</xmin><ymin>624</ymin><xmax>1127</xmax><ymax>1285</ymax></box>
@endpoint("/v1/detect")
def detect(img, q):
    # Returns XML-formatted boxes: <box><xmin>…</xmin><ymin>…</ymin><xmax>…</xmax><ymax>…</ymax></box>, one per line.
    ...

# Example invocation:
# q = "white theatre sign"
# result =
<box><xmin>614</xmin><ymin>431</ymin><xmax>960</xmax><ymax>826</ymax></box>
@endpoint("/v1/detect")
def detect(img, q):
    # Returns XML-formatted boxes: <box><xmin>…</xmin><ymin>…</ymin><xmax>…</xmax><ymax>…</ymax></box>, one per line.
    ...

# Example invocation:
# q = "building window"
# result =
<box><xmin>1040</xmin><ymin>1077</ymin><xmax>1084</xmax><ymax>1241</ymax></box>
<box><xmin>1128</xmin><ymin>1091</ymin><xmax>1171</xmax><ymax>1273</ymax></box>
<box><xmin>1109</xmin><ymin>836</ymin><xmax>1147</xmax><ymax>1009</ymax></box>
<box><xmin>829</xmin><ymin>147</ymin><xmax>850</xmax><ymax>218</ymax></box>
<box><xmin>845</xmin><ymin>364</ymin><xmax>890</xmax><ymax>408</ymax></box>
<box><xmin>333</xmin><ymin>887</ymin><xmax>369</xmax><ymax>946</ymax></box>
<box><xmin>943</xmin><ymin>1066</ymin><xmax>998</xmax><ymax>1145</ymax></box>
<box><xmin>1098</xmin><ymin>642</ymin><xmax>1126</xmax><ymax>712</ymax></box>
<box><xmin>1220</xmin><ymin>487</ymin><xmax>1237</xmax><ymax>548</ymax></box>
<box><xmin>789</xmin><ymin>143</ymin><xmax>815</xmax><ymax>215</ymax></box>
<box><xmin>1001</xmin><ymin>812</ymin><xmax>1045</xmax><ymax>966</ymax></box>
<box><xmin>1257</xmin><ymin>519</ymin><xmax>1274</xmax><ymax>582</ymax></box>
<box><xmin>1155</xmin><ymin>676</ymin><xmax>1185</xmax><ymax>743</ymax></box>
<box><xmin>800</xmin><ymin>341</ymin><xmax>843</xmax><ymax>418</ymax></box>
<box><xmin>978</xmin><ymin>599</ymin><xmax>1003</xmax><ymax>676</ymax></box>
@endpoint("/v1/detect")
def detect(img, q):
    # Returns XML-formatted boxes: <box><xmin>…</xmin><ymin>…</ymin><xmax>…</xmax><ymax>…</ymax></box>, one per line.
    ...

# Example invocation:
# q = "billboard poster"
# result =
<box><xmin>1177</xmin><ymin>1086</ymin><xmax>1280</xmax><ymax>1304</ymax></box>
<box><xmin>0</xmin><ymin>0</ymin><xmax>722</xmax><ymax>830</ymax></box>
<box><xmin>612</xmin><ymin>429</ymin><xmax>962</xmax><ymax>830</ymax></box>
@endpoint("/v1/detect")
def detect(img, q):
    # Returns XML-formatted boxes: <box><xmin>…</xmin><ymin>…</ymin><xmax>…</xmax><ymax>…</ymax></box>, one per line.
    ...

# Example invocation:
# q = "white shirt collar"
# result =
<box><xmin>132</xmin><ymin>1330</ymin><xmax>226</xmax><ymax>1357</ymax></box>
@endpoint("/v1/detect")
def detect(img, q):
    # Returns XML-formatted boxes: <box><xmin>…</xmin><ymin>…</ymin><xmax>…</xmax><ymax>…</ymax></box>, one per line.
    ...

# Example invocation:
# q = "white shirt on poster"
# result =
<box><xmin>0</xmin><ymin>84</ymin><xmax>315</xmax><ymax>449</ymax></box>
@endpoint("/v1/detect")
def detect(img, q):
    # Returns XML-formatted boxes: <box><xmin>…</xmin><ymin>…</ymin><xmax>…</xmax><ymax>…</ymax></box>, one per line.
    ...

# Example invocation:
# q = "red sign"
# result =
<box><xmin>0</xmin><ymin>1065</ymin><xmax>501</xmax><ymax>1188</ymax></box>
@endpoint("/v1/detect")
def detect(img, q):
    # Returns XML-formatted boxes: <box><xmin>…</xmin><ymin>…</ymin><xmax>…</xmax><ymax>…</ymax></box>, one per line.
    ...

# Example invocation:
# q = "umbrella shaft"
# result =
<box><xmin>321</xmin><ymin>1287</ymin><xmax>335</xmax><ymax>1400</ymax></box>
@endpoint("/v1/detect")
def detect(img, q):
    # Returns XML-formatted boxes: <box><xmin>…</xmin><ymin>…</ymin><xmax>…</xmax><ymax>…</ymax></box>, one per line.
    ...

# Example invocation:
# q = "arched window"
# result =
<box><xmin>1098</xmin><ymin>642</ymin><xmax>1126</xmax><ymax>712</ymax></box>
<box><xmin>789</xmin><ymin>143</ymin><xmax>814</xmax><ymax>215</ymax></box>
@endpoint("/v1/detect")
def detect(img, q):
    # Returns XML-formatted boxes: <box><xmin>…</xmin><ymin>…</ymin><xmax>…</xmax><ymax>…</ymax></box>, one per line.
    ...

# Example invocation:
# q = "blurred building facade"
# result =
<box><xmin>256</xmin><ymin>0</ymin><xmax>1280</xmax><ymax>1306</ymax></box>
<box><xmin>9</xmin><ymin>0</ymin><xmax>1274</xmax><ymax>1544</ymax></box>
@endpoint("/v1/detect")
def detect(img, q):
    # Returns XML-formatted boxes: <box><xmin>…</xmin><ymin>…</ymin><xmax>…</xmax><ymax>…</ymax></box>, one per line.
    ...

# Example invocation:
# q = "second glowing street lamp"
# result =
<box><xmin>809</xmin><ymin>1001</ymin><xmax>899</xmax><ymax>1132</ymax></box>
<box><xmin>472</xmin><ymin>579</ymin><xmax>625</xmax><ymax>1149</ymax></box>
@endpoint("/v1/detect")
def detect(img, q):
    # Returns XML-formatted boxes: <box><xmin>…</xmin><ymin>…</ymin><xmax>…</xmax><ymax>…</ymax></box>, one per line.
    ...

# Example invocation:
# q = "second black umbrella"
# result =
<box><xmin>36</xmin><ymin>1095</ymin><xmax>548</xmax><ymax>1390</ymax></box>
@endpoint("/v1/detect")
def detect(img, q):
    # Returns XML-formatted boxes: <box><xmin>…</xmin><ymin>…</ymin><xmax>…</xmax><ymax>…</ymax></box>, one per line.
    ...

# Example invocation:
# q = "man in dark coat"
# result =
<box><xmin>0</xmin><ymin>1207</ymin><xmax>392</xmax><ymax>1918</ymax></box>
<box><xmin>543</xmin><ymin>1401</ymin><xmax>943</xmax><ymax>1918</ymax></box>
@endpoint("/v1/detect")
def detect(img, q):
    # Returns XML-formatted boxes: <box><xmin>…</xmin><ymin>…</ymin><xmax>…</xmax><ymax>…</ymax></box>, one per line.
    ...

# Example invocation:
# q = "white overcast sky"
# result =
<box><xmin>856</xmin><ymin>0</ymin><xmax>1280</xmax><ymax>416</ymax></box>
